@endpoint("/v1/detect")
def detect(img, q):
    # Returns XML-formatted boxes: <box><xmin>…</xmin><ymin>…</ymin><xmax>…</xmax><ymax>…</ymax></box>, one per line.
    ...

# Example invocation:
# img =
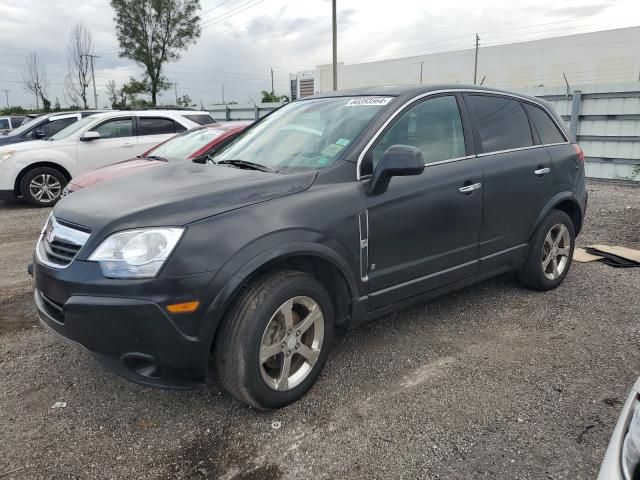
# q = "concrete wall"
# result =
<box><xmin>293</xmin><ymin>26</ymin><xmax>640</xmax><ymax>95</ymax></box>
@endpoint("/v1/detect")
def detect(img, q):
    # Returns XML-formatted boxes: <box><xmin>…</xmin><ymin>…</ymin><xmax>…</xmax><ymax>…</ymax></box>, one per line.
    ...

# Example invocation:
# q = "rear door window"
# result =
<box><xmin>523</xmin><ymin>103</ymin><xmax>566</xmax><ymax>145</ymax></box>
<box><xmin>0</xmin><ymin>119</ymin><xmax>9</xmax><ymax>130</ymax></box>
<box><xmin>466</xmin><ymin>95</ymin><xmax>533</xmax><ymax>153</ymax></box>
<box><xmin>137</xmin><ymin>117</ymin><xmax>183</xmax><ymax>136</ymax></box>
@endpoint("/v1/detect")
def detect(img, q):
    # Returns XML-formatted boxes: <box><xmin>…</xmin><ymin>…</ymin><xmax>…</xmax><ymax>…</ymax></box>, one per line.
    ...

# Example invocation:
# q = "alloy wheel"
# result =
<box><xmin>542</xmin><ymin>223</ymin><xmax>571</xmax><ymax>280</ymax></box>
<box><xmin>259</xmin><ymin>296</ymin><xmax>325</xmax><ymax>391</ymax></box>
<box><xmin>29</xmin><ymin>174</ymin><xmax>62</xmax><ymax>203</ymax></box>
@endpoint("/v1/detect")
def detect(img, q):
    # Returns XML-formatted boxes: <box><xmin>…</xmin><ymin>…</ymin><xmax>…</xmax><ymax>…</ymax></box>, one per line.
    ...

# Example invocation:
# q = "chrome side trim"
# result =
<box><xmin>358</xmin><ymin>209</ymin><xmax>369</xmax><ymax>282</ymax></box>
<box><xmin>368</xmin><ymin>259</ymin><xmax>478</xmax><ymax>297</ymax></box>
<box><xmin>356</xmin><ymin>88</ymin><xmax>570</xmax><ymax>180</ymax></box>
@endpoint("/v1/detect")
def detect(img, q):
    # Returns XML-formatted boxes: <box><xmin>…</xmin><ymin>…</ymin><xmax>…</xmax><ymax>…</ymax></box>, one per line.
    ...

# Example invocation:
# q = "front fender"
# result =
<box><xmin>197</xmin><ymin>239</ymin><xmax>363</xmax><ymax>353</ymax></box>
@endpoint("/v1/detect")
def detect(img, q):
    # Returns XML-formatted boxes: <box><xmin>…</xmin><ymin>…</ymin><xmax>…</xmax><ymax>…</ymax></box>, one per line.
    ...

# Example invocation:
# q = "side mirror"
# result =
<box><xmin>34</xmin><ymin>129</ymin><xmax>46</xmax><ymax>139</ymax></box>
<box><xmin>80</xmin><ymin>131</ymin><xmax>101</xmax><ymax>142</ymax></box>
<box><xmin>367</xmin><ymin>145</ymin><xmax>425</xmax><ymax>195</ymax></box>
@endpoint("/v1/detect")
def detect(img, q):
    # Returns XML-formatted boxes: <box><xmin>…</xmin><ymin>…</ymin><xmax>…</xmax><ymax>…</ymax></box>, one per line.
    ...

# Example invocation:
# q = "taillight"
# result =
<box><xmin>573</xmin><ymin>144</ymin><xmax>585</xmax><ymax>164</ymax></box>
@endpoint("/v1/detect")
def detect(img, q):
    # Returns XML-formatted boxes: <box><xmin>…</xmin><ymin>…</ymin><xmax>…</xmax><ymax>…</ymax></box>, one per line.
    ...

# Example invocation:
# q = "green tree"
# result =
<box><xmin>176</xmin><ymin>94</ymin><xmax>193</xmax><ymax>107</ymax></box>
<box><xmin>54</xmin><ymin>97</ymin><xmax>61</xmax><ymax>111</ymax></box>
<box><xmin>260</xmin><ymin>90</ymin><xmax>289</xmax><ymax>103</ymax></box>
<box><xmin>110</xmin><ymin>0</ymin><xmax>202</xmax><ymax>106</ymax></box>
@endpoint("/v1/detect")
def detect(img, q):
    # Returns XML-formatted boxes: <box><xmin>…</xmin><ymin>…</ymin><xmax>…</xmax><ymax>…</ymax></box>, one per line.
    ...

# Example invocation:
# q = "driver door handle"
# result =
<box><xmin>459</xmin><ymin>182</ymin><xmax>482</xmax><ymax>194</ymax></box>
<box><xmin>534</xmin><ymin>167</ymin><xmax>550</xmax><ymax>176</ymax></box>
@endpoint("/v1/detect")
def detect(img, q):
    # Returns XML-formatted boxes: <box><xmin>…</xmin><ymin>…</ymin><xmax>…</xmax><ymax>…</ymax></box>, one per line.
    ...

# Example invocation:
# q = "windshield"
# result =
<box><xmin>148</xmin><ymin>127</ymin><xmax>231</xmax><ymax>161</ymax></box>
<box><xmin>212</xmin><ymin>96</ymin><xmax>392</xmax><ymax>173</ymax></box>
<box><xmin>50</xmin><ymin>116</ymin><xmax>95</xmax><ymax>140</ymax></box>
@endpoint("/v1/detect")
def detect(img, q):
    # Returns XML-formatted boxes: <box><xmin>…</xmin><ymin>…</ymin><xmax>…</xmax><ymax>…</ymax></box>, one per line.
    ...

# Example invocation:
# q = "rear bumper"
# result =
<box><xmin>33</xmin><ymin>257</ymin><xmax>221</xmax><ymax>389</ymax></box>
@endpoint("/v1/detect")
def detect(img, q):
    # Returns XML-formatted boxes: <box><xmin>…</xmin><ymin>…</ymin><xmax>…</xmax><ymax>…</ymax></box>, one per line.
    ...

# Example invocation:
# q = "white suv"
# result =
<box><xmin>0</xmin><ymin>110</ymin><xmax>212</xmax><ymax>206</ymax></box>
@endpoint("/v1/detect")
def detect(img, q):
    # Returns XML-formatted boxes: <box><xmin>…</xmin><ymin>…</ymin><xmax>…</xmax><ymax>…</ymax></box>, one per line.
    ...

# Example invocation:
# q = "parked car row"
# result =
<box><xmin>0</xmin><ymin>109</ymin><xmax>221</xmax><ymax>206</ymax></box>
<box><xmin>0</xmin><ymin>115</ymin><xmax>26</xmax><ymax>134</ymax></box>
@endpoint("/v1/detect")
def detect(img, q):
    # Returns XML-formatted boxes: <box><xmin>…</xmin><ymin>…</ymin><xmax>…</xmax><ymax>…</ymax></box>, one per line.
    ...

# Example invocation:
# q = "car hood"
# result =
<box><xmin>67</xmin><ymin>158</ymin><xmax>164</xmax><ymax>191</ymax></box>
<box><xmin>0</xmin><ymin>138</ymin><xmax>70</xmax><ymax>151</ymax></box>
<box><xmin>0</xmin><ymin>135</ymin><xmax>33</xmax><ymax>147</ymax></box>
<box><xmin>54</xmin><ymin>162</ymin><xmax>317</xmax><ymax>233</ymax></box>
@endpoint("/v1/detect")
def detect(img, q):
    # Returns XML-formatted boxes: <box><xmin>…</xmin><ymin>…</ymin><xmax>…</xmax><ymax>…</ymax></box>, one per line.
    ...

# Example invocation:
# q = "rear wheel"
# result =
<box><xmin>518</xmin><ymin>209</ymin><xmax>575</xmax><ymax>290</ymax></box>
<box><xmin>214</xmin><ymin>270</ymin><xmax>334</xmax><ymax>409</ymax></box>
<box><xmin>20</xmin><ymin>166</ymin><xmax>67</xmax><ymax>207</ymax></box>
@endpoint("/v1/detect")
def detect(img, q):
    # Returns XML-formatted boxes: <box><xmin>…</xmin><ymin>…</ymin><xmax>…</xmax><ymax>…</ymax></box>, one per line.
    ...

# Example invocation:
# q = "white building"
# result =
<box><xmin>290</xmin><ymin>26</ymin><xmax>640</xmax><ymax>98</ymax></box>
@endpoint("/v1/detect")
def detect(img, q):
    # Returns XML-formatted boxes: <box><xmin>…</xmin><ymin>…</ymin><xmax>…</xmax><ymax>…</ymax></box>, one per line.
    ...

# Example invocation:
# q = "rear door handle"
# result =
<box><xmin>534</xmin><ymin>167</ymin><xmax>550</xmax><ymax>176</ymax></box>
<box><xmin>458</xmin><ymin>182</ymin><xmax>482</xmax><ymax>194</ymax></box>
<box><xmin>122</xmin><ymin>142</ymin><xmax>135</xmax><ymax>147</ymax></box>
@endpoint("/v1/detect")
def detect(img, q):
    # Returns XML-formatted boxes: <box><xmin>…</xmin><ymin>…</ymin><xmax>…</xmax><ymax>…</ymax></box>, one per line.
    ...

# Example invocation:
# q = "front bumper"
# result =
<box><xmin>598</xmin><ymin>377</ymin><xmax>640</xmax><ymax>479</ymax></box>
<box><xmin>0</xmin><ymin>189</ymin><xmax>15</xmax><ymax>200</ymax></box>
<box><xmin>33</xmin><ymin>257</ymin><xmax>220</xmax><ymax>389</ymax></box>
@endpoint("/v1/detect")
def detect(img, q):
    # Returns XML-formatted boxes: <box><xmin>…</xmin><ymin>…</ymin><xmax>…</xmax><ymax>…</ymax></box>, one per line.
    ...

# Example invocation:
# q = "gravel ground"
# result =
<box><xmin>0</xmin><ymin>178</ymin><xmax>639</xmax><ymax>480</ymax></box>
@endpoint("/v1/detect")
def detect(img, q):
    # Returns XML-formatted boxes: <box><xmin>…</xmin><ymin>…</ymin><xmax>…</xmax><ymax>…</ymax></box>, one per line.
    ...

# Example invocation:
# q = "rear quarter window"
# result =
<box><xmin>467</xmin><ymin>95</ymin><xmax>533</xmax><ymax>153</ymax></box>
<box><xmin>137</xmin><ymin>117</ymin><xmax>182</xmax><ymax>136</ymax></box>
<box><xmin>523</xmin><ymin>103</ymin><xmax>566</xmax><ymax>145</ymax></box>
<box><xmin>183</xmin><ymin>114</ymin><xmax>216</xmax><ymax>125</ymax></box>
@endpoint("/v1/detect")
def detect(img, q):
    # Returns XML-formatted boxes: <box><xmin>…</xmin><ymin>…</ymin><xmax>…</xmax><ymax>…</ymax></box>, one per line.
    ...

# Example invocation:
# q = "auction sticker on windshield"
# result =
<box><xmin>345</xmin><ymin>97</ymin><xmax>393</xmax><ymax>106</ymax></box>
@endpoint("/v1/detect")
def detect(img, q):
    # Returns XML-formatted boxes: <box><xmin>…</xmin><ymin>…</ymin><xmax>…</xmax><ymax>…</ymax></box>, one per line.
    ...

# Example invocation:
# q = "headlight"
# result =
<box><xmin>623</xmin><ymin>403</ymin><xmax>640</xmax><ymax>480</ymax></box>
<box><xmin>0</xmin><ymin>150</ymin><xmax>15</xmax><ymax>162</ymax></box>
<box><xmin>88</xmin><ymin>227</ymin><xmax>184</xmax><ymax>279</ymax></box>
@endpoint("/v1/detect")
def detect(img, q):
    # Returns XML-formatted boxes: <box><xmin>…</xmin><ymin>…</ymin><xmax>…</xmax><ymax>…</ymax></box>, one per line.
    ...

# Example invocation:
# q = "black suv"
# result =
<box><xmin>33</xmin><ymin>85</ymin><xmax>587</xmax><ymax>409</ymax></box>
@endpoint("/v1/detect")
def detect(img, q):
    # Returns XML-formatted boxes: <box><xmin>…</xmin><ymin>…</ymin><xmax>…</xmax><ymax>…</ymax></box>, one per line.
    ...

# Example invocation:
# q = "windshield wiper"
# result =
<box><xmin>144</xmin><ymin>155</ymin><xmax>169</xmax><ymax>162</ymax></box>
<box><xmin>216</xmin><ymin>159</ymin><xmax>275</xmax><ymax>173</ymax></box>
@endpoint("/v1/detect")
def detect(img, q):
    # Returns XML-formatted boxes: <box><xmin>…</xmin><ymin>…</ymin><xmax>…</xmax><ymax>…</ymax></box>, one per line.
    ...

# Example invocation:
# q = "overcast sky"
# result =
<box><xmin>1</xmin><ymin>0</ymin><xmax>639</xmax><ymax>108</ymax></box>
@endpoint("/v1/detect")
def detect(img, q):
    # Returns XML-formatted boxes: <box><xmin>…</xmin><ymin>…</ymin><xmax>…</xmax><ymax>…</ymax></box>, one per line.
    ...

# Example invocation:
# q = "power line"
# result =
<box><xmin>200</xmin><ymin>0</ymin><xmax>265</xmax><ymax>29</ymax></box>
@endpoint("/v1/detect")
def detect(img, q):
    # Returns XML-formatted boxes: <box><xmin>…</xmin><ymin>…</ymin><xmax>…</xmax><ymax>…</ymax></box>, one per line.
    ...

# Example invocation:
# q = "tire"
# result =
<box><xmin>20</xmin><ymin>166</ymin><xmax>67</xmax><ymax>207</ymax></box>
<box><xmin>214</xmin><ymin>270</ymin><xmax>335</xmax><ymax>409</ymax></box>
<box><xmin>518</xmin><ymin>209</ymin><xmax>575</xmax><ymax>291</ymax></box>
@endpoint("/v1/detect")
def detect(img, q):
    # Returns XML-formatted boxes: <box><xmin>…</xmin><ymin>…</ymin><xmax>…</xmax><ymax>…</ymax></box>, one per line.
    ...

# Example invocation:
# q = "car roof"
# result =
<box><xmin>89</xmin><ymin>110</ymin><xmax>211</xmax><ymax>120</ymax></box>
<box><xmin>203</xmin><ymin>121</ymin><xmax>251</xmax><ymax>130</ymax></box>
<box><xmin>307</xmin><ymin>84</ymin><xmax>544</xmax><ymax>104</ymax></box>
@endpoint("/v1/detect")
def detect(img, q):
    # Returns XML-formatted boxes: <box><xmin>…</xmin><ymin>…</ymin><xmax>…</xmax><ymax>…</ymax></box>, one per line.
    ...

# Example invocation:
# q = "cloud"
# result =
<box><xmin>0</xmin><ymin>0</ymin><xmax>637</xmax><ymax>107</ymax></box>
<box><xmin>537</xmin><ymin>3</ymin><xmax>613</xmax><ymax>18</ymax></box>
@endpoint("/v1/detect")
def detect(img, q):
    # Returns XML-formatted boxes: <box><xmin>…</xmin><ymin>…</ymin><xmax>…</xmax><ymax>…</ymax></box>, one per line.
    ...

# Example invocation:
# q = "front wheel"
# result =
<box><xmin>518</xmin><ymin>209</ymin><xmax>575</xmax><ymax>291</ymax></box>
<box><xmin>20</xmin><ymin>166</ymin><xmax>67</xmax><ymax>207</ymax></box>
<box><xmin>214</xmin><ymin>271</ymin><xmax>335</xmax><ymax>409</ymax></box>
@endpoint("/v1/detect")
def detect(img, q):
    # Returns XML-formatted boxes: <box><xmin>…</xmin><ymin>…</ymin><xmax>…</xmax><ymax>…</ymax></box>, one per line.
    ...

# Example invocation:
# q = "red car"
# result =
<box><xmin>63</xmin><ymin>121</ymin><xmax>250</xmax><ymax>194</ymax></box>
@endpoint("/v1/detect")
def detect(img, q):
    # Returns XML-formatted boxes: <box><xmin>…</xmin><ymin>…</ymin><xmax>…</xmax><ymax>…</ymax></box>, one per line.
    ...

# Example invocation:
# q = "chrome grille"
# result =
<box><xmin>36</xmin><ymin>215</ymin><xmax>90</xmax><ymax>268</ymax></box>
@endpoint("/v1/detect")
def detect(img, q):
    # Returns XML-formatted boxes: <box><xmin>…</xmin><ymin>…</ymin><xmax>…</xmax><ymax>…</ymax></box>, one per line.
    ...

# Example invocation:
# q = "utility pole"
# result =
<box><xmin>174</xmin><ymin>82</ymin><xmax>178</xmax><ymax>105</ymax></box>
<box><xmin>473</xmin><ymin>34</ymin><xmax>480</xmax><ymax>85</ymax></box>
<box><xmin>270</xmin><ymin>68</ymin><xmax>274</xmax><ymax>94</ymax></box>
<box><xmin>2</xmin><ymin>89</ymin><xmax>9</xmax><ymax>108</ymax></box>
<box><xmin>419</xmin><ymin>62</ymin><xmax>424</xmax><ymax>84</ymax></box>
<box><xmin>82</xmin><ymin>53</ymin><xmax>100</xmax><ymax>109</ymax></box>
<box><xmin>221</xmin><ymin>83</ymin><xmax>225</xmax><ymax>104</ymax></box>
<box><xmin>332</xmin><ymin>0</ymin><xmax>338</xmax><ymax>91</ymax></box>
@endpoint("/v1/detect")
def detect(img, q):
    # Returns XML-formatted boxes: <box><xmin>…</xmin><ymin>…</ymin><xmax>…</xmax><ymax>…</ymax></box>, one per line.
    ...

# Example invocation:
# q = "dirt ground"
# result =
<box><xmin>0</xmin><ymin>178</ymin><xmax>639</xmax><ymax>479</ymax></box>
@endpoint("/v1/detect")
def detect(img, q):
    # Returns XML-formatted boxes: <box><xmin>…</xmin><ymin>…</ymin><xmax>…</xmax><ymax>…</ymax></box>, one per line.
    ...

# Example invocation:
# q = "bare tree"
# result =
<box><xmin>64</xmin><ymin>23</ymin><xmax>94</xmax><ymax>109</ymax></box>
<box><xmin>21</xmin><ymin>52</ymin><xmax>49</xmax><ymax>110</ymax></box>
